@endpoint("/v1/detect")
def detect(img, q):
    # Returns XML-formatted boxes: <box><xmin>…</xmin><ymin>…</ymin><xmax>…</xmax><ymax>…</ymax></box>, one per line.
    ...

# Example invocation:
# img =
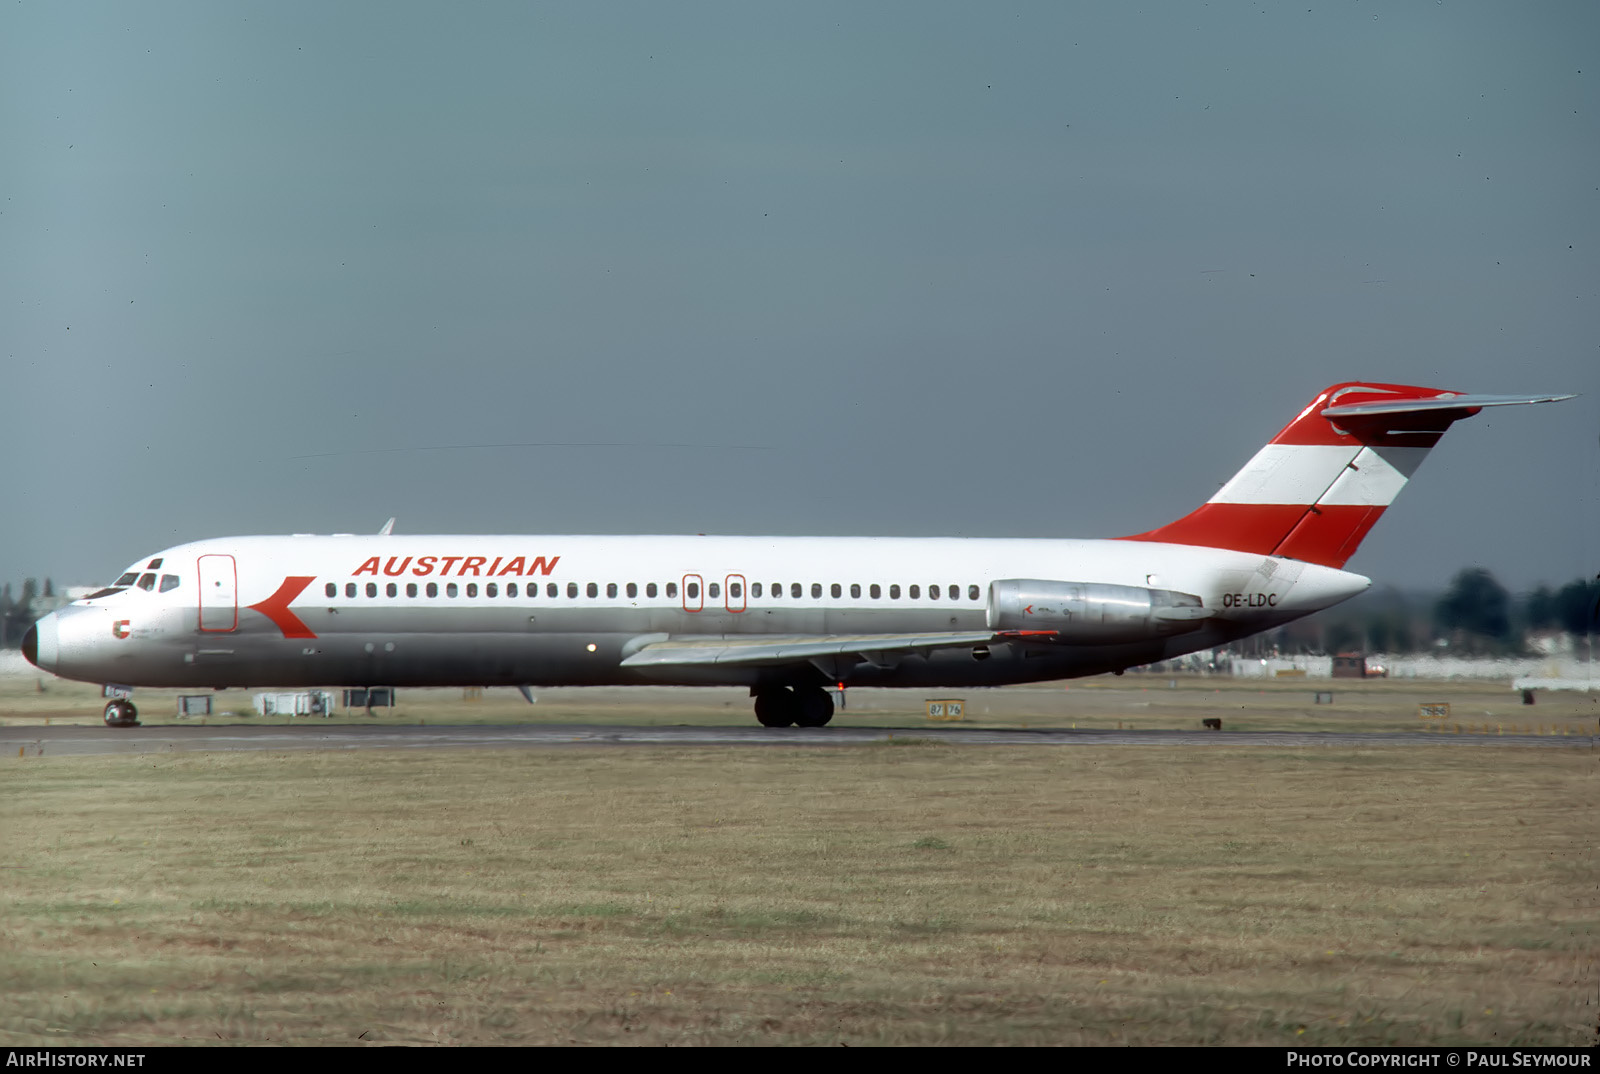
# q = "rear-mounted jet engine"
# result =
<box><xmin>986</xmin><ymin>579</ymin><xmax>1212</xmax><ymax>644</ymax></box>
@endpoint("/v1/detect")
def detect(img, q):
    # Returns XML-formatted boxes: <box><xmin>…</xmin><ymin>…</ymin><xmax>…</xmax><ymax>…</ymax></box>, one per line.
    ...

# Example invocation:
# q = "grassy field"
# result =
<box><xmin>3</xmin><ymin>668</ymin><xmax>1598</xmax><ymax>737</ymax></box>
<box><xmin>2</xmin><ymin>740</ymin><xmax>1594</xmax><ymax>1046</ymax></box>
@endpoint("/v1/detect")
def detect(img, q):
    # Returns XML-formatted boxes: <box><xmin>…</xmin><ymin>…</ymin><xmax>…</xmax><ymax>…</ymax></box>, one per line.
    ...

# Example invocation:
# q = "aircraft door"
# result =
<box><xmin>197</xmin><ymin>554</ymin><xmax>238</xmax><ymax>632</ymax></box>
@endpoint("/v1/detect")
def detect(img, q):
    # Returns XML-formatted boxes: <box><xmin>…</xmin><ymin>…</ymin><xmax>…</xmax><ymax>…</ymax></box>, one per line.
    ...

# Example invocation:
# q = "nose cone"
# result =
<box><xmin>22</xmin><ymin>612</ymin><xmax>58</xmax><ymax>672</ymax></box>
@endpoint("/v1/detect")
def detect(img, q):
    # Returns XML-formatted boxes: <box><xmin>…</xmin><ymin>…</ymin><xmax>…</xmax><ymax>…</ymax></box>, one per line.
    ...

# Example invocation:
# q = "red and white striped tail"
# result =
<box><xmin>1120</xmin><ymin>382</ymin><xmax>1574</xmax><ymax>568</ymax></box>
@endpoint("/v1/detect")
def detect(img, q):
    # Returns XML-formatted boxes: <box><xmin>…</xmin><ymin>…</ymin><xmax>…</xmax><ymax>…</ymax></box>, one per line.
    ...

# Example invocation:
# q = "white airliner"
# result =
<box><xmin>24</xmin><ymin>382</ymin><xmax>1573</xmax><ymax>728</ymax></box>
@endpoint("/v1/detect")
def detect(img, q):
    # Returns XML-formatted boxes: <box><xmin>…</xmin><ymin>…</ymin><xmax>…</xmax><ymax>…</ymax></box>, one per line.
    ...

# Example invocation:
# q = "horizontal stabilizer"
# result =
<box><xmin>1321</xmin><ymin>392</ymin><xmax>1575</xmax><ymax>418</ymax></box>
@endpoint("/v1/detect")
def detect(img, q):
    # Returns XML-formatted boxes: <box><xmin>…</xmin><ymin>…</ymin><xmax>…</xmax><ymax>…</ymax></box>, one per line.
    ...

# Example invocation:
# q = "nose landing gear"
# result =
<box><xmin>753</xmin><ymin>686</ymin><xmax>834</xmax><ymax>728</ymax></box>
<box><xmin>103</xmin><ymin>700</ymin><xmax>140</xmax><ymax>728</ymax></box>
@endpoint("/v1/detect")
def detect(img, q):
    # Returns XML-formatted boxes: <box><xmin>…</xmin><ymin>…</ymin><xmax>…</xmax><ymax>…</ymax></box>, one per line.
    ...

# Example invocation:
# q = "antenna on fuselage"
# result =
<box><xmin>378</xmin><ymin>517</ymin><xmax>395</xmax><ymax>536</ymax></box>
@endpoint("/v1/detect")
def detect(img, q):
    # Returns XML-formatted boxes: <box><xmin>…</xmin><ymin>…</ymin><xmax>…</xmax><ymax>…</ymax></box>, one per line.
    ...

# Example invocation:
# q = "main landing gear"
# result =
<box><xmin>103</xmin><ymin>700</ymin><xmax>140</xmax><ymax>728</ymax></box>
<box><xmin>753</xmin><ymin>686</ymin><xmax>834</xmax><ymax>728</ymax></box>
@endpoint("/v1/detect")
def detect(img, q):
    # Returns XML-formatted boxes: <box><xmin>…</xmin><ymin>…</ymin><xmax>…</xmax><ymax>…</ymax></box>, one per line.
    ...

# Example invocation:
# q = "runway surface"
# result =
<box><xmin>2</xmin><ymin>722</ymin><xmax>1594</xmax><ymax>756</ymax></box>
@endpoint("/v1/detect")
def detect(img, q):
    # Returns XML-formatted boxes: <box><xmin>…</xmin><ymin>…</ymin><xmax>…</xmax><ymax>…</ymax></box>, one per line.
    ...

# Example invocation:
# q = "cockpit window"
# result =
<box><xmin>84</xmin><ymin>587</ymin><xmax>126</xmax><ymax>600</ymax></box>
<box><xmin>115</xmin><ymin>572</ymin><xmax>139</xmax><ymax>587</ymax></box>
<box><xmin>147</xmin><ymin>558</ymin><xmax>163</xmax><ymax>570</ymax></box>
<box><xmin>137</xmin><ymin>573</ymin><xmax>157</xmax><ymax>591</ymax></box>
<box><xmin>158</xmin><ymin>575</ymin><xmax>180</xmax><ymax>593</ymax></box>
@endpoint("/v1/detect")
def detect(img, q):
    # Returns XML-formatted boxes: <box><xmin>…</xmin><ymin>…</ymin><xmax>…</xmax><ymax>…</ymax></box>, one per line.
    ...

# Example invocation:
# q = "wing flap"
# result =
<box><xmin>619</xmin><ymin>631</ymin><xmax>1004</xmax><ymax>669</ymax></box>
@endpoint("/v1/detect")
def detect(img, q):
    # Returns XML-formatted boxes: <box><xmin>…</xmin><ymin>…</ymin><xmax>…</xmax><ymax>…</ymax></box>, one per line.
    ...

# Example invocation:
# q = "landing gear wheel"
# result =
<box><xmin>754</xmin><ymin>688</ymin><xmax>798</xmax><ymax>728</ymax></box>
<box><xmin>103</xmin><ymin>700</ymin><xmax>139</xmax><ymax>728</ymax></box>
<box><xmin>793</xmin><ymin>687</ymin><xmax>835</xmax><ymax>728</ymax></box>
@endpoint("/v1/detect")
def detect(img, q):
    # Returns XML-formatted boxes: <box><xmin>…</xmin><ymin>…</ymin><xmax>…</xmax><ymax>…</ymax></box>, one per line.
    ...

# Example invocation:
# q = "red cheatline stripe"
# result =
<box><xmin>247</xmin><ymin>576</ymin><xmax>319</xmax><ymax>639</ymax></box>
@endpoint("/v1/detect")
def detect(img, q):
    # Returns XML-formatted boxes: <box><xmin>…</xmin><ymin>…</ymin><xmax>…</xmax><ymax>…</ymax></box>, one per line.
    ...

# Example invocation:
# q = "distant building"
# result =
<box><xmin>1332</xmin><ymin>653</ymin><xmax>1386</xmax><ymax>678</ymax></box>
<box><xmin>1230</xmin><ymin>656</ymin><xmax>1333</xmax><ymax>679</ymax></box>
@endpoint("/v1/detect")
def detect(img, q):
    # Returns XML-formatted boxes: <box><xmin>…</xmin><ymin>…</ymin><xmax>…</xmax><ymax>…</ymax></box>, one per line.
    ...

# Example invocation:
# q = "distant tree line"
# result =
<box><xmin>1273</xmin><ymin>569</ymin><xmax>1598</xmax><ymax>656</ymax></box>
<box><xmin>0</xmin><ymin>578</ymin><xmax>52</xmax><ymax>649</ymax></box>
<box><xmin>1521</xmin><ymin>576</ymin><xmax>1600</xmax><ymax>637</ymax></box>
<box><xmin>1431</xmin><ymin>569</ymin><xmax>1598</xmax><ymax>654</ymax></box>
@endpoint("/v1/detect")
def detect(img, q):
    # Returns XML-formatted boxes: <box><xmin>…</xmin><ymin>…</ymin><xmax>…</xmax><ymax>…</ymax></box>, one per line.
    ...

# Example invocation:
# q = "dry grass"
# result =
<box><xmin>1</xmin><ymin>743</ymin><xmax>1594</xmax><ymax>1045</ymax></box>
<box><xmin>4</xmin><ymin>670</ymin><xmax>1597</xmax><ymax>737</ymax></box>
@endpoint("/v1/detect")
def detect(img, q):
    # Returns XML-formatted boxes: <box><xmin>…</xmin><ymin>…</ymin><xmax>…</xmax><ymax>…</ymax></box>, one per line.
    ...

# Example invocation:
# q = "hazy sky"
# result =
<box><xmin>4</xmin><ymin>2</ymin><xmax>1596</xmax><ymax>592</ymax></box>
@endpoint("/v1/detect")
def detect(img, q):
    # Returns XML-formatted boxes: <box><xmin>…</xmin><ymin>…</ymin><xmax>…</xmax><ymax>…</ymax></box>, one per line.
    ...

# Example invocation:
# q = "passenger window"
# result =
<box><xmin>159</xmin><ymin>575</ymin><xmax>180</xmax><ymax>593</ymax></box>
<box><xmin>548</xmin><ymin>583</ymin><xmax>559</xmax><ymax>598</ymax></box>
<box><xmin>467</xmin><ymin>583</ymin><xmax>478</xmax><ymax>598</ymax></box>
<box><xmin>626</xmin><ymin>582</ymin><xmax>637</xmax><ymax>599</ymax></box>
<box><xmin>791</xmin><ymin>583</ymin><xmax>802</xmax><ymax>599</ymax></box>
<box><xmin>709</xmin><ymin>582</ymin><xmax>720</xmax><ymax>599</ymax></box>
<box><xmin>909</xmin><ymin>585</ymin><xmax>920</xmax><ymax>599</ymax></box>
<box><xmin>325</xmin><ymin>582</ymin><xmax>337</xmax><ymax>598</ymax></box>
<box><xmin>666</xmin><ymin>582</ymin><xmax>678</xmax><ymax>599</ymax></box>
<box><xmin>427</xmin><ymin>582</ymin><xmax>438</xmax><ymax>598</ymax></box>
<box><xmin>850</xmin><ymin>583</ymin><xmax>860</xmax><ymax>599</ymax></box>
<box><xmin>950</xmin><ymin>584</ymin><xmax>959</xmax><ymax>600</ymax></box>
<box><xmin>647</xmin><ymin>582</ymin><xmax>658</xmax><ymax>598</ymax></box>
<box><xmin>586</xmin><ymin>582</ymin><xmax>598</xmax><ymax>598</ymax></box>
<box><xmin>687</xmin><ymin>582</ymin><xmax>699</xmax><ymax>599</ymax></box>
<box><xmin>386</xmin><ymin>582</ymin><xmax>398</xmax><ymax>597</ymax></box>
<box><xmin>929</xmin><ymin>585</ymin><xmax>940</xmax><ymax>600</ymax></box>
<box><xmin>137</xmin><ymin>573</ymin><xmax>157</xmax><ymax>591</ymax></box>
<box><xmin>826</xmin><ymin>583</ymin><xmax>838</xmax><ymax>598</ymax></box>
<box><xmin>447</xmin><ymin>583</ymin><xmax>458</xmax><ymax>598</ymax></box>
<box><xmin>486</xmin><ymin>583</ymin><xmax>498</xmax><ymax>598</ymax></box>
<box><xmin>407</xmin><ymin>583</ymin><xmax>418</xmax><ymax>597</ymax></box>
<box><xmin>507</xmin><ymin>583</ymin><xmax>518</xmax><ymax>597</ymax></box>
<box><xmin>870</xmin><ymin>584</ymin><xmax>880</xmax><ymax>599</ymax></box>
<box><xmin>968</xmin><ymin>584</ymin><xmax>980</xmax><ymax>601</ymax></box>
<box><xmin>731</xmin><ymin>582</ymin><xmax>742</xmax><ymax>598</ymax></box>
<box><xmin>366</xmin><ymin>582</ymin><xmax>378</xmax><ymax>598</ymax></box>
<box><xmin>116</xmin><ymin>572</ymin><xmax>139</xmax><ymax>587</ymax></box>
<box><xmin>810</xmin><ymin>583</ymin><xmax>821</xmax><ymax>599</ymax></box>
<box><xmin>890</xmin><ymin>584</ymin><xmax>901</xmax><ymax>599</ymax></box>
<box><xmin>346</xmin><ymin>583</ymin><xmax>357</xmax><ymax>598</ymax></box>
<box><xmin>567</xmin><ymin>582</ymin><xmax>579</xmax><ymax>598</ymax></box>
<box><xmin>607</xmin><ymin>582</ymin><xmax>618</xmax><ymax>598</ymax></box>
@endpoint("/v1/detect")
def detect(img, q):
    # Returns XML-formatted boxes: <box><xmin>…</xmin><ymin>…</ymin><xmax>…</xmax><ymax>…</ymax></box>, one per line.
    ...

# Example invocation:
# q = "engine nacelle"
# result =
<box><xmin>986</xmin><ymin>579</ymin><xmax>1212</xmax><ymax>644</ymax></box>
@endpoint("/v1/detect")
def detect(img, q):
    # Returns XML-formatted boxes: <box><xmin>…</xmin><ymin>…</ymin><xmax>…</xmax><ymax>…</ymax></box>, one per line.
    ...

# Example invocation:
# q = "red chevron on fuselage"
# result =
<box><xmin>247</xmin><ymin>576</ymin><xmax>318</xmax><ymax>639</ymax></box>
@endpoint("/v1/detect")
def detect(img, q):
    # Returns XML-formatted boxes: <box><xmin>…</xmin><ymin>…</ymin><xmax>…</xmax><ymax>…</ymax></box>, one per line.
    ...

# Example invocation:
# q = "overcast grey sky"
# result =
<box><xmin>3</xmin><ymin>1</ymin><xmax>1596</xmax><ymax>592</ymax></box>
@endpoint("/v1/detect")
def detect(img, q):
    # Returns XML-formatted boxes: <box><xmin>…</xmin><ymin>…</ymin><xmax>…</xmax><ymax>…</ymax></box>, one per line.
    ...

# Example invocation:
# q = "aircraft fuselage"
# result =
<box><xmin>27</xmin><ymin>533</ymin><xmax>1368</xmax><ymax>692</ymax></box>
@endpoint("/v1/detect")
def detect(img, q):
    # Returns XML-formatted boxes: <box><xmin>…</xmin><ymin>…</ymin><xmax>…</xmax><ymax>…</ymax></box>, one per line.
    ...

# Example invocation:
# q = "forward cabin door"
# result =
<box><xmin>197</xmin><ymin>554</ymin><xmax>238</xmax><ymax>632</ymax></box>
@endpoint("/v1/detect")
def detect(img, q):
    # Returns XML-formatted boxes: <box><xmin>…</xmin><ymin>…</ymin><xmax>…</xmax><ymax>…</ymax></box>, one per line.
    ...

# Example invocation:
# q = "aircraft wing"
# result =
<box><xmin>619</xmin><ymin>630</ymin><xmax>1038</xmax><ymax>669</ymax></box>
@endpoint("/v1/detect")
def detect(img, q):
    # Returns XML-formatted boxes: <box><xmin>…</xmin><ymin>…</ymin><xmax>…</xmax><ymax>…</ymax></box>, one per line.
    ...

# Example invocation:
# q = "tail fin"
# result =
<box><xmin>1121</xmin><ymin>383</ymin><xmax>1574</xmax><ymax>568</ymax></box>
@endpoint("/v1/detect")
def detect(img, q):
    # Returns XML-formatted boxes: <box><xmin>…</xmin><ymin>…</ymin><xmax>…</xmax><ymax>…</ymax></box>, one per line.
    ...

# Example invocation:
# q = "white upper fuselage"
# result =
<box><xmin>30</xmin><ymin>533</ymin><xmax>1370</xmax><ymax>692</ymax></box>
